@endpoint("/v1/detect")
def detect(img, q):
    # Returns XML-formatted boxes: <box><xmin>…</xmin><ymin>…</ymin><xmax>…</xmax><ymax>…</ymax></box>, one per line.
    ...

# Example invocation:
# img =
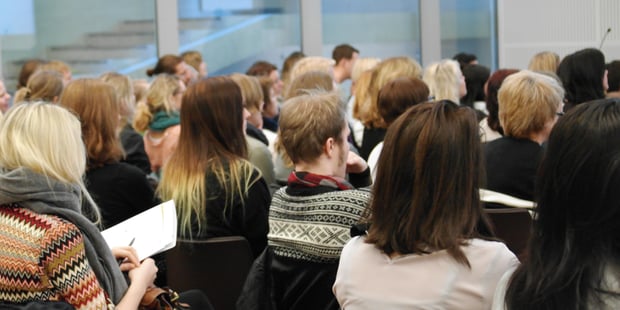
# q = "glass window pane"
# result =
<box><xmin>321</xmin><ymin>0</ymin><xmax>421</xmax><ymax>62</ymax></box>
<box><xmin>178</xmin><ymin>0</ymin><xmax>301</xmax><ymax>76</ymax></box>
<box><xmin>1</xmin><ymin>0</ymin><xmax>157</xmax><ymax>92</ymax></box>
<box><xmin>440</xmin><ymin>0</ymin><xmax>497</xmax><ymax>69</ymax></box>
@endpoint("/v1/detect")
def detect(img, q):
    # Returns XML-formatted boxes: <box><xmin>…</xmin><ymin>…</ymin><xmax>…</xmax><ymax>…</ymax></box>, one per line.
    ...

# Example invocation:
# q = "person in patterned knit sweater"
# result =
<box><xmin>0</xmin><ymin>103</ymin><xmax>212</xmax><ymax>309</ymax></box>
<box><xmin>238</xmin><ymin>91</ymin><xmax>371</xmax><ymax>310</ymax></box>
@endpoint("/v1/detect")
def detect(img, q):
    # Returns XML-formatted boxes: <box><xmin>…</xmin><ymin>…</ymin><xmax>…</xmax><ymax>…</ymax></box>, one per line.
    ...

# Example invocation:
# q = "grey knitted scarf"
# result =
<box><xmin>0</xmin><ymin>167</ymin><xmax>128</xmax><ymax>303</ymax></box>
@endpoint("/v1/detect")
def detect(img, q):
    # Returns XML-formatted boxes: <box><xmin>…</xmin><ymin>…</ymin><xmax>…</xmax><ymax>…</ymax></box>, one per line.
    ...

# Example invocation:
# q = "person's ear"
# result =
<box><xmin>324</xmin><ymin>137</ymin><xmax>336</xmax><ymax>158</ymax></box>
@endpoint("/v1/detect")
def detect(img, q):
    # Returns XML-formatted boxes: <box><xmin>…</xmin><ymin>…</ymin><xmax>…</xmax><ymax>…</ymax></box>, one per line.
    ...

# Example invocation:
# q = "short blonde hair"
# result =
<box><xmin>366</xmin><ymin>56</ymin><xmax>423</xmax><ymax>128</ymax></box>
<box><xmin>288</xmin><ymin>56</ymin><xmax>335</xmax><ymax>84</ymax></box>
<box><xmin>230</xmin><ymin>73</ymin><xmax>263</xmax><ymax>113</ymax></box>
<box><xmin>0</xmin><ymin>102</ymin><xmax>101</xmax><ymax>222</ymax></box>
<box><xmin>423</xmin><ymin>59</ymin><xmax>462</xmax><ymax>103</ymax></box>
<box><xmin>498</xmin><ymin>70</ymin><xmax>564</xmax><ymax>138</ymax></box>
<box><xmin>283</xmin><ymin>71</ymin><xmax>334</xmax><ymax>100</ymax></box>
<box><xmin>277</xmin><ymin>91</ymin><xmax>345</xmax><ymax>164</ymax></box>
<box><xmin>528</xmin><ymin>51</ymin><xmax>560</xmax><ymax>73</ymax></box>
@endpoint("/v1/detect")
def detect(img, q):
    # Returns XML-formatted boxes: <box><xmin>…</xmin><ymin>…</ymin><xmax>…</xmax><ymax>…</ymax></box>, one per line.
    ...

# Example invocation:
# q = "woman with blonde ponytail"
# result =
<box><xmin>157</xmin><ymin>76</ymin><xmax>270</xmax><ymax>257</ymax></box>
<box><xmin>132</xmin><ymin>74</ymin><xmax>185</xmax><ymax>174</ymax></box>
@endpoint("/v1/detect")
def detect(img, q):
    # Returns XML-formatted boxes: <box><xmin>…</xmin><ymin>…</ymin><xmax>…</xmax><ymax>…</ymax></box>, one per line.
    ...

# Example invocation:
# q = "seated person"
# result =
<box><xmin>238</xmin><ymin>91</ymin><xmax>371</xmax><ymax>310</ymax></box>
<box><xmin>334</xmin><ymin>101</ymin><xmax>518</xmax><ymax>309</ymax></box>
<box><xmin>0</xmin><ymin>103</ymin><xmax>157</xmax><ymax>309</ymax></box>
<box><xmin>157</xmin><ymin>77</ymin><xmax>271</xmax><ymax>258</ymax></box>
<box><xmin>495</xmin><ymin>98</ymin><xmax>620</xmax><ymax>309</ymax></box>
<box><xmin>485</xmin><ymin>70</ymin><xmax>564</xmax><ymax>201</ymax></box>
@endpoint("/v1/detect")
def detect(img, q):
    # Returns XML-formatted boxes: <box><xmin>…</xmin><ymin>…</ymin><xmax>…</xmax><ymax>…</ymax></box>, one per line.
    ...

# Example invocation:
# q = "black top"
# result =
<box><xmin>120</xmin><ymin>125</ymin><xmax>151</xmax><ymax>175</ymax></box>
<box><xmin>359</xmin><ymin>127</ymin><xmax>387</xmax><ymax>161</ymax></box>
<box><xmin>193</xmin><ymin>167</ymin><xmax>271</xmax><ymax>258</ymax></box>
<box><xmin>85</xmin><ymin>162</ymin><xmax>158</xmax><ymax>229</ymax></box>
<box><xmin>262</xmin><ymin>116</ymin><xmax>278</xmax><ymax>132</ymax></box>
<box><xmin>485</xmin><ymin>136</ymin><xmax>544</xmax><ymax>201</ymax></box>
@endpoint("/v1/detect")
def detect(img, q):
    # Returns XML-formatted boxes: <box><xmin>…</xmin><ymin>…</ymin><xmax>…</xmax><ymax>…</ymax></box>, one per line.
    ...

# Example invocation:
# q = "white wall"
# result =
<box><xmin>498</xmin><ymin>0</ymin><xmax>620</xmax><ymax>69</ymax></box>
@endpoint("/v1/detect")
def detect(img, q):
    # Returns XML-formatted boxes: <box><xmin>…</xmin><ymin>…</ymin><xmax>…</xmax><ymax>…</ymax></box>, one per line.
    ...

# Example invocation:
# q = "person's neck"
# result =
<box><xmin>294</xmin><ymin>157</ymin><xmax>338</xmax><ymax>178</ymax></box>
<box><xmin>528</xmin><ymin>132</ymin><xmax>547</xmax><ymax>145</ymax></box>
<box><xmin>333</xmin><ymin>67</ymin><xmax>347</xmax><ymax>84</ymax></box>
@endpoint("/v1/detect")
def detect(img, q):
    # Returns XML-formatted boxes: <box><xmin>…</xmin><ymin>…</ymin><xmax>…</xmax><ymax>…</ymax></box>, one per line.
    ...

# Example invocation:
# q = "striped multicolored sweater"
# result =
<box><xmin>0</xmin><ymin>205</ymin><xmax>112</xmax><ymax>309</ymax></box>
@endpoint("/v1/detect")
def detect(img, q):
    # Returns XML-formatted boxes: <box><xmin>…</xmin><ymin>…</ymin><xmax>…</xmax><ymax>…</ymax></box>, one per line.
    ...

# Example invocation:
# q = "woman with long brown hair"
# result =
<box><xmin>157</xmin><ymin>76</ymin><xmax>270</xmax><ymax>257</ymax></box>
<box><xmin>334</xmin><ymin>101</ymin><xmax>518</xmax><ymax>309</ymax></box>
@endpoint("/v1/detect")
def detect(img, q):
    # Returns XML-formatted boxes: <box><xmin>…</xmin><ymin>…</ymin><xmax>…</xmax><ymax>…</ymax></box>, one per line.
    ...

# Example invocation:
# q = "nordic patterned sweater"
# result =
<box><xmin>268</xmin><ymin>186</ymin><xmax>371</xmax><ymax>263</ymax></box>
<box><xmin>0</xmin><ymin>205</ymin><xmax>111</xmax><ymax>309</ymax></box>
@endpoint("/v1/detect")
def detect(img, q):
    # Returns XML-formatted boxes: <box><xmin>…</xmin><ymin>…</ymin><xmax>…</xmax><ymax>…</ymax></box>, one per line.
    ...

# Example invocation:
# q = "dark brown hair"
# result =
<box><xmin>246</xmin><ymin>61</ymin><xmax>277</xmax><ymax>77</ymax></box>
<box><xmin>332</xmin><ymin>44</ymin><xmax>359</xmax><ymax>65</ymax></box>
<box><xmin>377</xmin><ymin>77</ymin><xmax>429</xmax><ymax>125</ymax></box>
<box><xmin>486</xmin><ymin>69</ymin><xmax>519</xmax><ymax>134</ymax></box>
<box><xmin>147</xmin><ymin>54</ymin><xmax>183</xmax><ymax>77</ymax></box>
<box><xmin>366</xmin><ymin>100</ymin><xmax>484</xmax><ymax>267</ymax></box>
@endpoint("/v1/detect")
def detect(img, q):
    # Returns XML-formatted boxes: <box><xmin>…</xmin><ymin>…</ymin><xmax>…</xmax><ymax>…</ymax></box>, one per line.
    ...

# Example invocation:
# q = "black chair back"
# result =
<box><xmin>166</xmin><ymin>236</ymin><xmax>253</xmax><ymax>310</ymax></box>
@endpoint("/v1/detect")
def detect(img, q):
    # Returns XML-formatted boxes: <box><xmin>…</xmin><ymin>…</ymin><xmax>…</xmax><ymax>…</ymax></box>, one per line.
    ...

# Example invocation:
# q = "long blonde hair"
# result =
<box><xmin>157</xmin><ymin>77</ymin><xmax>260</xmax><ymax>238</ymax></box>
<box><xmin>0</xmin><ymin>102</ymin><xmax>100</xmax><ymax>222</ymax></box>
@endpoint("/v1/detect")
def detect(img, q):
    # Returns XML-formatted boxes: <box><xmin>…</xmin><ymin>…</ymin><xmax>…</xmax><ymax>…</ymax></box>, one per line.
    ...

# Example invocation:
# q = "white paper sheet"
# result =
<box><xmin>101</xmin><ymin>200</ymin><xmax>177</xmax><ymax>260</ymax></box>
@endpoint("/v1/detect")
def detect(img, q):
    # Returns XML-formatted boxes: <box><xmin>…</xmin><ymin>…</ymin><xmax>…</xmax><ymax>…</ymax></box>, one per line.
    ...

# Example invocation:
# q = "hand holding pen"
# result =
<box><xmin>111</xmin><ymin>237</ymin><xmax>140</xmax><ymax>272</ymax></box>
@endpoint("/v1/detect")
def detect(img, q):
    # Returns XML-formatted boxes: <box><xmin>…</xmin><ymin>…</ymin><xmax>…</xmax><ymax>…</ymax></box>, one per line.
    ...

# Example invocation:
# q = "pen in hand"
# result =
<box><xmin>117</xmin><ymin>237</ymin><xmax>136</xmax><ymax>266</ymax></box>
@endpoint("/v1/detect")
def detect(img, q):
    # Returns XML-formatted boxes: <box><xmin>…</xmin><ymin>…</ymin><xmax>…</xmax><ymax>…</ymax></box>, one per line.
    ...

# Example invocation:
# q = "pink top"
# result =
<box><xmin>143</xmin><ymin>124</ymin><xmax>181</xmax><ymax>173</ymax></box>
<box><xmin>334</xmin><ymin>236</ymin><xmax>519</xmax><ymax>310</ymax></box>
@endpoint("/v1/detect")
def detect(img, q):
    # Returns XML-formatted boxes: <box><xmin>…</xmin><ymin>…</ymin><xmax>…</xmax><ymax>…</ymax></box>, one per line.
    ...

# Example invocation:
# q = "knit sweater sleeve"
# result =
<box><xmin>40</xmin><ymin>219</ymin><xmax>111</xmax><ymax>310</ymax></box>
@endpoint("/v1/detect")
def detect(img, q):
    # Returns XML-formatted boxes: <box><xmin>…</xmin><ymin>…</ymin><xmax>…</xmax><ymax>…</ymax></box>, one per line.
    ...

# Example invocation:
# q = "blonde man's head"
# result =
<box><xmin>277</xmin><ymin>91</ymin><xmax>345</xmax><ymax>165</ymax></box>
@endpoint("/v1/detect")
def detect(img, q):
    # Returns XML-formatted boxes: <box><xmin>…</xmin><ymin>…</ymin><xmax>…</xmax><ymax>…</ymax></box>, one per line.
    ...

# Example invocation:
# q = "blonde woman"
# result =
<box><xmin>101</xmin><ymin>72</ymin><xmax>150</xmax><ymax>174</ymax></box>
<box><xmin>230</xmin><ymin>73</ymin><xmax>276</xmax><ymax>186</ymax></box>
<box><xmin>348</xmin><ymin>58</ymin><xmax>381</xmax><ymax>149</ymax></box>
<box><xmin>528</xmin><ymin>51</ymin><xmax>560</xmax><ymax>73</ymax></box>
<box><xmin>133</xmin><ymin>74</ymin><xmax>185</xmax><ymax>174</ymax></box>
<box><xmin>423</xmin><ymin>59</ymin><xmax>467</xmax><ymax>104</ymax></box>
<box><xmin>359</xmin><ymin>56</ymin><xmax>423</xmax><ymax>160</ymax></box>
<box><xmin>158</xmin><ymin>77</ymin><xmax>270</xmax><ymax>257</ymax></box>
<box><xmin>0</xmin><ymin>103</ymin><xmax>157</xmax><ymax>309</ymax></box>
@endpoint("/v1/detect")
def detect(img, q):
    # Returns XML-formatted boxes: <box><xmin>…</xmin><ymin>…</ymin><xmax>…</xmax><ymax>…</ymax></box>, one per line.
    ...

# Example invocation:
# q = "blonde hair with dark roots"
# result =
<box><xmin>157</xmin><ymin>77</ymin><xmax>260</xmax><ymax>238</ymax></box>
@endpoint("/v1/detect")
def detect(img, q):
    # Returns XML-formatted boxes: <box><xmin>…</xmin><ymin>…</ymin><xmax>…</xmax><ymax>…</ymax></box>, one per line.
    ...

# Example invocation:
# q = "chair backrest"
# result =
<box><xmin>165</xmin><ymin>236</ymin><xmax>253</xmax><ymax>310</ymax></box>
<box><xmin>484</xmin><ymin>208</ymin><xmax>533</xmax><ymax>261</ymax></box>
